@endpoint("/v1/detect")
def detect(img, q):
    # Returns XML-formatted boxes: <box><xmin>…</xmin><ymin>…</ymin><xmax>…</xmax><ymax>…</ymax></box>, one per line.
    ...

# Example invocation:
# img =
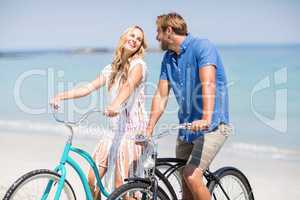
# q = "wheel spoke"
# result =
<box><xmin>4</xmin><ymin>170</ymin><xmax>75</xmax><ymax>200</ymax></box>
<box><xmin>211</xmin><ymin>174</ymin><xmax>250</xmax><ymax>200</ymax></box>
<box><xmin>107</xmin><ymin>182</ymin><xmax>169</xmax><ymax>200</ymax></box>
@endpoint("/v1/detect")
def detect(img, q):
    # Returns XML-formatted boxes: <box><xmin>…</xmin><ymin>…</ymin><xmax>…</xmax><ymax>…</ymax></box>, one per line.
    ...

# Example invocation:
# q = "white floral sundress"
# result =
<box><xmin>91</xmin><ymin>58</ymin><xmax>148</xmax><ymax>193</ymax></box>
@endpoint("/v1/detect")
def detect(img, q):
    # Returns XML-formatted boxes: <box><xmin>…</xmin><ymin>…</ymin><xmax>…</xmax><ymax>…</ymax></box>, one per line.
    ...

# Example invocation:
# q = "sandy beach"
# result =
<box><xmin>1</xmin><ymin>0</ymin><xmax>300</xmax><ymax>199</ymax></box>
<box><xmin>1</xmin><ymin>132</ymin><xmax>300</xmax><ymax>199</ymax></box>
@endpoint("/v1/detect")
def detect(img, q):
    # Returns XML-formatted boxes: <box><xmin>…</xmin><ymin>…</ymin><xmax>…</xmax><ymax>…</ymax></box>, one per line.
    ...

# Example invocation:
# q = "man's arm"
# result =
<box><xmin>146</xmin><ymin>79</ymin><xmax>171</xmax><ymax>136</ymax></box>
<box><xmin>191</xmin><ymin>65</ymin><xmax>216</xmax><ymax>131</ymax></box>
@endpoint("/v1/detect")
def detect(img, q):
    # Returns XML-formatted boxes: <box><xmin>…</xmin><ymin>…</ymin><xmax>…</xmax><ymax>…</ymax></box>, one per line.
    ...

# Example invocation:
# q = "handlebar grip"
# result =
<box><xmin>178</xmin><ymin>123</ymin><xmax>192</xmax><ymax>129</ymax></box>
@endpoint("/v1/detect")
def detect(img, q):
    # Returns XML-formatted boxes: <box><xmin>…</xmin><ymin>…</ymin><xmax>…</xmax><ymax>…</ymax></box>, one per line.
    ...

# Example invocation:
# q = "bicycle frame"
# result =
<box><xmin>38</xmin><ymin>109</ymin><xmax>110</xmax><ymax>200</ymax></box>
<box><xmin>45</xmin><ymin>109</ymin><xmax>193</xmax><ymax>200</ymax></box>
<box><xmin>42</xmin><ymin>135</ymin><xmax>109</xmax><ymax>200</ymax></box>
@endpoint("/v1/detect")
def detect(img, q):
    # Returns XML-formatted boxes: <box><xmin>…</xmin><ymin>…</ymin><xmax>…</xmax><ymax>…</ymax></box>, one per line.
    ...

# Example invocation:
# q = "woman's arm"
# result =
<box><xmin>50</xmin><ymin>74</ymin><xmax>106</xmax><ymax>109</ymax></box>
<box><xmin>105</xmin><ymin>64</ymin><xmax>143</xmax><ymax>116</ymax></box>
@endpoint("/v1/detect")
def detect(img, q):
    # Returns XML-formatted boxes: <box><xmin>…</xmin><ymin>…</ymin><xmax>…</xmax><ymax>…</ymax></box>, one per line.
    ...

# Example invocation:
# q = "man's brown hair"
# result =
<box><xmin>156</xmin><ymin>12</ymin><xmax>188</xmax><ymax>36</ymax></box>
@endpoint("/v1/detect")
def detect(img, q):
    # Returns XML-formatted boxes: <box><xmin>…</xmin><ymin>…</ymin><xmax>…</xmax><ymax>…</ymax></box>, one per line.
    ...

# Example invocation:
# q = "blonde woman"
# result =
<box><xmin>50</xmin><ymin>25</ymin><xmax>148</xmax><ymax>199</ymax></box>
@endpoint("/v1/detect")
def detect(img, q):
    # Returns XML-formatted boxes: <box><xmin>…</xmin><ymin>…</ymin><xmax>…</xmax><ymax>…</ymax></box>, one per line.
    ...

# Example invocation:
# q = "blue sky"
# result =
<box><xmin>0</xmin><ymin>0</ymin><xmax>299</xmax><ymax>50</ymax></box>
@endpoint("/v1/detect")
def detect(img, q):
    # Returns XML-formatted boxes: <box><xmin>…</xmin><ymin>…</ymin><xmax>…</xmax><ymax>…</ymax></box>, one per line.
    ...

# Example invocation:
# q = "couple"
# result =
<box><xmin>50</xmin><ymin>12</ymin><xmax>231</xmax><ymax>200</ymax></box>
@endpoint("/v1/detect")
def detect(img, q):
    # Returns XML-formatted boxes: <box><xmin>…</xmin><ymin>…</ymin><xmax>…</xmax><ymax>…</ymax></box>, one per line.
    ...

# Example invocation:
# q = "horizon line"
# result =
<box><xmin>1</xmin><ymin>43</ymin><xmax>300</xmax><ymax>54</ymax></box>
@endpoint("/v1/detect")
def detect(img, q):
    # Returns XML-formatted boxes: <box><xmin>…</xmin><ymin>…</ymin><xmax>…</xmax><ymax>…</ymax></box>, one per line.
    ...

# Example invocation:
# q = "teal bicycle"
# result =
<box><xmin>3</xmin><ymin>109</ymin><xmax>111</xmax><ymax>200</ymax></box>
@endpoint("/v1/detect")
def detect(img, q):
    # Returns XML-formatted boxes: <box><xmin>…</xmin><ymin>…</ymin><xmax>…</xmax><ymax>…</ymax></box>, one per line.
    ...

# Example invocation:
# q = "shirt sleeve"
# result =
<box><xmin>159</xmin><ymin>53</ymin><xmax>169</xmax><ymax>80</ymax></box>
<box><xmin>195</xmin><ymin>39</ymin><xmax>218</xmax><ymax>69</ymax></box>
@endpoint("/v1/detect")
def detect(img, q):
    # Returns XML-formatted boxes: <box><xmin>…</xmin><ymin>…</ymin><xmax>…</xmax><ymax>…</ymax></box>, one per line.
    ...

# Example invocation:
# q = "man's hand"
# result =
<box><xmin>190</xmin><ymin>119</ymin><xmax>210</xmax><ymax>132</ymax></box>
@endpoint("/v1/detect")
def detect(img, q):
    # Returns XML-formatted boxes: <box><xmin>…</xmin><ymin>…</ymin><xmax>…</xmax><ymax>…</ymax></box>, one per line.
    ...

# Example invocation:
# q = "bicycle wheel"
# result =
<box><xmin>156</xmin><ymin>158</ymin><xmax>186</xmax><ymax>200</ymax></box>
<box><xmin>107</xmin><ymin>181</ymin><xmax>169</xmax><ymax>200</ymax></box>
<box><xmin>3</xmin><ymin>169</ymin><xmax>76</xmax><ymax>200</ymax></box>
<box><xmin>208</xmin><ymin>167</ymin><xmax>254</xmax><ymax>200</ymax></box>
<box><xmin>156</xmin><ymin>165</ymin><xmax>182</xmax><ymax>200</ymax></box>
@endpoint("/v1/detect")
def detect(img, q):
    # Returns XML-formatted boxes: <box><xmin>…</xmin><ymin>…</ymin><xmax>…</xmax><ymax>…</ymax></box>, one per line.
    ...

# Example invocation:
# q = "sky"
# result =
<box><xmin>0</xmin><ymin>0</ymin><xmax>299</xmax><ymax>50</ymax></box>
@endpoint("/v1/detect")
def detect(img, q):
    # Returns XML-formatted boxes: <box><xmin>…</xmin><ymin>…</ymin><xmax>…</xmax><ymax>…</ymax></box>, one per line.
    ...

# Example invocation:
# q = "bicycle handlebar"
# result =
<box><xmin>51</xmin><ymin>108</ymin><xmax>192</xmax><ymax>141</ymax></box>
<box><xmin>133</xmin><ymin>123</ymin><xmax>192</xmax><ymax>143</ymax></box>
<box><xmin>51</xmin><ymin>108</ymin><xmax>104</xmax><ymax>126</ymax></box>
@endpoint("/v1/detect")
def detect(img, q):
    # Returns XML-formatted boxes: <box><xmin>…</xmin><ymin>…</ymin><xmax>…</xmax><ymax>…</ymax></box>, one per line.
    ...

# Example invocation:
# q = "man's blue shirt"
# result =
<box><xmin>160</xmin><ymin>34</ymin><xmax>229</xmax><ymax>143</ymax></box>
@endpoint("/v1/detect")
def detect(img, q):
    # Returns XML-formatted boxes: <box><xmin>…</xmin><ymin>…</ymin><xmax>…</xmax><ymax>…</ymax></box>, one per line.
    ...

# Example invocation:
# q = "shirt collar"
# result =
<box><xmin>179</xmin><ymin>33</ymin><xmax>193</xmax><ymax>54</ymax></box>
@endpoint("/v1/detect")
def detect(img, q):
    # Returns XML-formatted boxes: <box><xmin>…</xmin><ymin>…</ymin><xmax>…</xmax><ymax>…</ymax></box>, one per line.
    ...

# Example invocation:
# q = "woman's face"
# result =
<box><xmin>123</xmin><ymin>28</ymin><xmax>143</xmax><ymax>53</ymax></box>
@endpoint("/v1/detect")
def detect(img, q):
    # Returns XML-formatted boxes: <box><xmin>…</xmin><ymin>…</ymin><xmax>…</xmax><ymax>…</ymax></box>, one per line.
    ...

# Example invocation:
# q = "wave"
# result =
<box><xmin>1</xmin><ymin>119</ymin><xmax>300</xmax><ymax>161</ymax></box>
<box><xmin>0</xmin><ymin>119</ymin><xmax>108</xmax><ymax>138</ymax></box>
<box><xmin>0</xmin><ymin>119</ymin><xmax>63</xmax><ymax>134</ymax></box>
<box><xmin>227</xmin><ymin>142</ymin><xmax>300</xmax><ymax>162</ymax></box>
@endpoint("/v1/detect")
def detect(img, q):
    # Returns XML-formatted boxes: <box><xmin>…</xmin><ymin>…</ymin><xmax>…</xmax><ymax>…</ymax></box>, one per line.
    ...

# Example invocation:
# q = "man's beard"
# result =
<box><xmin>160</xmin><ymin>41</ymin><xmax>169</xmax><ymax>51</ymax></box>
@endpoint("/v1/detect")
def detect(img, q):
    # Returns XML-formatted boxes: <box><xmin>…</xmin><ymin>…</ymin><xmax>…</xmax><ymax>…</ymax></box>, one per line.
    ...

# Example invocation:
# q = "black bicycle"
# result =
<box><xmin>108</xmin><ymin>124</ymin><xmax>254</xmax><ymax>200</ymax></box>
<box><xmin>156</xmin><ymin>158</ymin><xmax>254</xmax><ymax>200</ymax></box>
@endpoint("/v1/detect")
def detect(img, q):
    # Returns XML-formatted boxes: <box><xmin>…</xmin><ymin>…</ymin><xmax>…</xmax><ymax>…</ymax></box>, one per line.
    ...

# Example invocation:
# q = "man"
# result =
<box><xmin>146</xmin><ymin>12</ymin><xmax>232</xmax><ymax>200</ymax></box>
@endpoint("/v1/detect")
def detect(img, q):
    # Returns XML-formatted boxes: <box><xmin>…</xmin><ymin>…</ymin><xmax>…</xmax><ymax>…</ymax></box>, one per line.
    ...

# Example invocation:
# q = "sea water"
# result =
<box><xmin>0</xmin><ymin>45</ymin><xmax>299</xmax><ymax>161</ymax></box>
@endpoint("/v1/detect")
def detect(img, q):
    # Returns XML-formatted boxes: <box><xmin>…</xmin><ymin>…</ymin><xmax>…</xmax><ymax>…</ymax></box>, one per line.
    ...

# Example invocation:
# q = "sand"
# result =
<box><xmin>1</xmin><ymin>132</ymin><xmax>299</xmax><ymax>199</ymax></box>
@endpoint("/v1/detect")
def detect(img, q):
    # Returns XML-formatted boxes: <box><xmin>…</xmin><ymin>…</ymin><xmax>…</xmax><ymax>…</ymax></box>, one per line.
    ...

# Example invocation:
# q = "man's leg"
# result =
<box><xmin>181</xmin><ymin>174</ymin><xmax>194</xmax><ymax>200</ymax></box>
<box><xmin>182</xmin><ymin>124</ymin><xmax>231</xmax><ymax>200</ymax></box>
<box><xmin>175</xmin><ymin>137</ymin><xmax>194</xmax><ymax>200</ymax></box>
<box><xmin>183</xmin><ymin>164</ymin><xmax>211</xmax><ymax>200</ymax></box>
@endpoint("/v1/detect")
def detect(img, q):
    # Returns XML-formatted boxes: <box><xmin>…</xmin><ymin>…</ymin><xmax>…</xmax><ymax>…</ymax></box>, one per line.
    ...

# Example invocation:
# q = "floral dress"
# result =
<box><xmin>91</xmin><ymin>58</ymin><xmax>148</xmax><ymax>193</ymax></box>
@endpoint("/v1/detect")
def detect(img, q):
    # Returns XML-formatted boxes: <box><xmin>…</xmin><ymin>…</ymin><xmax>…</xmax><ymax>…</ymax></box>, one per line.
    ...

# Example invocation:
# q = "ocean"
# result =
<box><xmin>0</xmin><ymin>45</ymin><xmax>299</xmax><ymax>161</ymax></box>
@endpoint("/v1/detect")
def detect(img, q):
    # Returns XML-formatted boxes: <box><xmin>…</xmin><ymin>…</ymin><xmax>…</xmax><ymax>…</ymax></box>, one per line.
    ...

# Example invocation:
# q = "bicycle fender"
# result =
<box><xmin>124</xmin><ymin>177</ymin><xmax>151</xmax><ymax>184</ymax></box>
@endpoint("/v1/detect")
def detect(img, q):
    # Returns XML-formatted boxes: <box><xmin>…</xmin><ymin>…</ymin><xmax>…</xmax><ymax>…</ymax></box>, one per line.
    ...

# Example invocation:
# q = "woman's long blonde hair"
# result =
<box><xmin>108</xmin><ymin>25</ymin><xmax>147</xmax><ymax>90</ymax></box>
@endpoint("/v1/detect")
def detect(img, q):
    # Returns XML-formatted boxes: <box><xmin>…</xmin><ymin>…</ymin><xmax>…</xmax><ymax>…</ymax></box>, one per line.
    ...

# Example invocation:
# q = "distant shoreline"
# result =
<box><xmin>0</xmin><ymin>47</ymin><xmax>162</xmax><ymax>58</ymax></box>
<box><xmin>1</xmin><ymin>44</ymin><xmax>300</xmax><ymax>58</ymax></box>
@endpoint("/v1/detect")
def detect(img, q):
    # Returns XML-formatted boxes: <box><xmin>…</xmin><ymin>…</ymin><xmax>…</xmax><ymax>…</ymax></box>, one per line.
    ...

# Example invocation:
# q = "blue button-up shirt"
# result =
<box><xmin>160</xmin><ymin>34</ymin><xmax>229</xmax><ymax>143</ymax></box>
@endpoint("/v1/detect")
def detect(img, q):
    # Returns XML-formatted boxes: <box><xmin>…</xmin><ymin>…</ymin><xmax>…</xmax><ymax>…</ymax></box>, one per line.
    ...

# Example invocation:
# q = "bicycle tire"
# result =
<box><xmin>156</xmin><ymin>158</ymin><xmax>186</xmax><ymax>200</ymax></box>
<box><xmin>208</xmin><ymin>167</ymin><xmax>254</xmax><ymax>200</ymax></box>
<box><xmin>156</xmin><ymin>165</ymin><xmax>182</xmax><ymax>200</ymax></box>
<box><xmin>3</xmin><ymin>169</ymin><xmax>76</xmax><ymax>200</ymax></box>
<box><xmin>107</xmin><ymin>181</ymin><xmax>170</xmax><ymax>200</ymax></box>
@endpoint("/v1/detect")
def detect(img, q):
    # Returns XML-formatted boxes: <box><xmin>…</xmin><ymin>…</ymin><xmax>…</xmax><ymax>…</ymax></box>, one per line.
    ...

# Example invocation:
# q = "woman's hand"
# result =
<box><xmin>104</xmin><ymin>106</ymin><xmax>119</xmax><ymax>117</ymax></box>
<box><xmin>49</xmin><ymin>95</ymin><xmax>62</xmax><ymax>110</ymax></box>
<box><xmin>145</xmin><ymin>126</ymin><xmax>153</xmax><ymax>139</ymax></box>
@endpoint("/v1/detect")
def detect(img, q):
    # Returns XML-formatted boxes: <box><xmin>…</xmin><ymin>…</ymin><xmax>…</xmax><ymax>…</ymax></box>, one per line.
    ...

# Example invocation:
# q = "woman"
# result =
<box><xmin>50</xmin><ymin>25</ymin><xmax>148</xmax><ymax>199</ymax></box>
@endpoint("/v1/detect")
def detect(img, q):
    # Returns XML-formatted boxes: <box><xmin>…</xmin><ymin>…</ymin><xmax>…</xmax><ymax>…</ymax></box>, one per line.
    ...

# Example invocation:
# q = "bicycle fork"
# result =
<box><xmin>150</xmin><ymin>177</ymin><xmax>158</xmax><ymax>200</ymax></box>
<box><xmin>41</xmin><ymin>142</ymin><xmax>71</xmax><ymax>200</ymax></box>
<box><xmin>206</xmin><ymin>171</ymin><xmax>231</xmax><ymax>200</ymax></box>
<box><xmin>41</xmin><ymin>166</ymin><xmax>67</xmax><ymax>200</ymax></box>
<box><xmin>151</xmin><ymin>151</ymin><xmax>159</xmax><ymax>200</ymax></box>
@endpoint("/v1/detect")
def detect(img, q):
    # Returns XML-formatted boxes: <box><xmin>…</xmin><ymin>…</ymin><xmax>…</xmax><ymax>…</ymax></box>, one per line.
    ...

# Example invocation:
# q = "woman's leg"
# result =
<box><xmin>115</xmin><ymin>140</ymin><xmax>143</xmax><ymax>200</ymax></box>
<box><xmin>88</xmin><ymin>141</ymin><xmax>110</xmax><ymax>199</ymax></box>
<box><xmin>114</xmin><ymin>144</ymin><xmax>129</xmax><ymax>188</ymax></box>
<box><xmin>115</xmin><ymin>141</ymin><xmax>143</xmax><ymax>186</ymax></box>
<box><xmin>88</xmin><ymin>163</ymin><xmax>107</xmax><ymax>199</ymax></box>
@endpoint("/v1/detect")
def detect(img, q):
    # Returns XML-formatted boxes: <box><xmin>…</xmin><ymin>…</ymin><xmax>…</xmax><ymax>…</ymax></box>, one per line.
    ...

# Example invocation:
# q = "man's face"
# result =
<box><xmin>156</xmin><ymin>27</ymin><xmax>169</xmax><ymax>51</ymax></box>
